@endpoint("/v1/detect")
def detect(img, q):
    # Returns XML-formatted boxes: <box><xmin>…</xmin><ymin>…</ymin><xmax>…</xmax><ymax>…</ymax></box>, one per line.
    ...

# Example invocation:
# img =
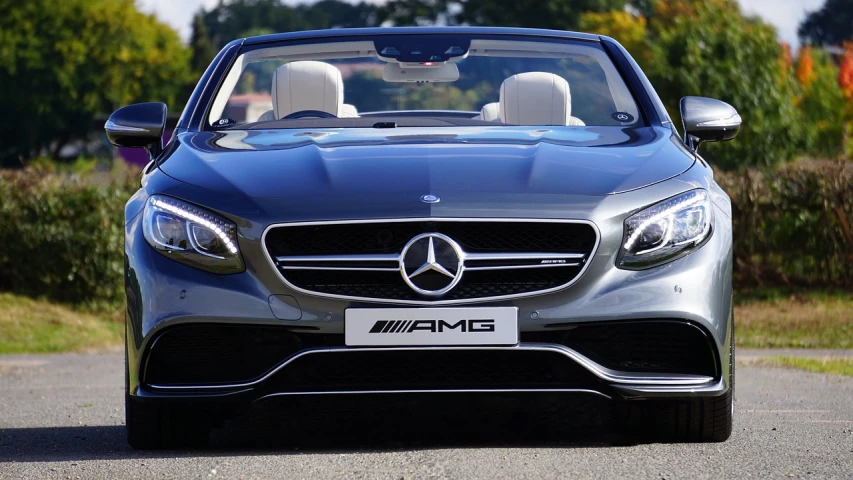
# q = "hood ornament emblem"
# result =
<box><xmin>420</xmin><ymin>194</ymin><xmax>440</xmax><ymax>204</ymax></box>
<box><xmin>400</xmin><ymin>233</ymin><xmax>464</xmax><ymax>296</ymax></box>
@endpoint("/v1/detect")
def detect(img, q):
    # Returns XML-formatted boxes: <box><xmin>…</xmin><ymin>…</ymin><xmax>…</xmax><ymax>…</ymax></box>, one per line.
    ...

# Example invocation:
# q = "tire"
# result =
<box><xmin>621</xmin><ymin>388</ymin><xmax>733</xmax><ymax>443</ymax></box>
<box><xmin>621</xmin><ymin>320</ymin><xmax>735</xmax><ymax>443</ymax></box>
<box><xmin>126</xmin><ymin>394</ymin><xmax>210</xmax><ymax>449</ymax></box>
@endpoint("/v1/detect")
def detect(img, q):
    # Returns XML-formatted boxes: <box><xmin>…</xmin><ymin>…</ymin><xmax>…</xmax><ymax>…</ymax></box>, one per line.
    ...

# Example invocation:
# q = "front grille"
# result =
<box><xmin>264</xmin><ymin>220</ymin><xmax>597</xmax><ymax>303</ymax></box>
<box><xmin>265</xmin><ymin>221</ymin><xmax>596</xmax><ymax>255</ymax></box>
<box><xmin>282</xmin><ymin>267</ymin><xmax>583</xmax><ymax>301</ymax></box>
<box><xmin>263</xmin><ymin>349</ymin><xmax>603</xmax><ymax>392</ymax></box>
<box><xmin>522</xmin><ymin>320</ymin><xmax>719</xmax><ymax>378</ymax></box>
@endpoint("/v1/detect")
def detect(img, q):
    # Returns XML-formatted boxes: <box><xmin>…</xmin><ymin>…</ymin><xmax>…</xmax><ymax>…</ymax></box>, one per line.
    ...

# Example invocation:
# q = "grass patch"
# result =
<box><xmin>735</xmin><ymin>289</ymin><xmax>853</xmax><ymax>348</ymax></box>
<box><xmin>0</xmin><ymin>293</ymin><xmax>123</xmax><ymax>354</ymax></box>
<box><xmin>760</xmin><ymin>356</ymin><xmax>853</xmax><ymax>377</ymax></box>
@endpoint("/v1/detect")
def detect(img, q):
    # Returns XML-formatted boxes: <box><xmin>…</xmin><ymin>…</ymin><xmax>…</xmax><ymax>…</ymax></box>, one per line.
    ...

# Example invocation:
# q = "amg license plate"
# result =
<box><xmin>345</xmin><ymin>307</ymin><xmax>519</xmax><ymax>346</ymax></box>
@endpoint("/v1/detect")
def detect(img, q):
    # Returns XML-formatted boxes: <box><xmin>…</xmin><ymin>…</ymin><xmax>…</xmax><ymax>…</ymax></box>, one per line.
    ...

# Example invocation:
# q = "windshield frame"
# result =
<box><xmin>188</xmin><ymin>29</ymin><xmax>662</xmax><ymax>133</ymax></box>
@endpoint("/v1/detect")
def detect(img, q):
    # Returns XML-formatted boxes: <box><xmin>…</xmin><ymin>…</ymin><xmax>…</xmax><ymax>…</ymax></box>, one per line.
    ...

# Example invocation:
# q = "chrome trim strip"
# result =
<box><xmin>613</xmin><ymin>378</ymin><xmax>727</xmax><ymax>398</ymax></box>
<box><xmin>465</xmin><ymin>252</ymin><xmax>586</xmax><ymax>261</ymax></box>
<box><xmin>279</xmin><ymin>266</ymin><xmax>399</xmax><ymax>272</ymax></box>
<box><xmin>260</xmin><ymin>217</ymin><xmax>601</xmax><ymax>306</ymax></box>
<box><xmin>464</xmin><ymin>263</ymin><xmax>580</xmax><ymax>271</ymax></box>
<box><xmin>276</xmin><ymin>254</ymin><xmax>400</xmax><ymax>263</ymax></box>
<box><xmin>147</xmin><ymin>344</ymin><xmax>714</xmax><ymax>391</ymax></box>
<box><xmin>256</xmin><ymin>388</ymin><xmax>612</xmax><ymax>401</ymax></box>
<box><xmin>104</xmin><ymin>120</ymin><xmax>148</xmax><ymax>133</ymax></box>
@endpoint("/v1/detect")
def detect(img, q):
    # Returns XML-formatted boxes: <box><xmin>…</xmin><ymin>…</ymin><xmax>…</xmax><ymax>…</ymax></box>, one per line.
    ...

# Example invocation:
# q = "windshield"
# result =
<box><xmin>208</xmin><ymin>34</ymin><xmax>643</xmax><ymax>129</ymax></box>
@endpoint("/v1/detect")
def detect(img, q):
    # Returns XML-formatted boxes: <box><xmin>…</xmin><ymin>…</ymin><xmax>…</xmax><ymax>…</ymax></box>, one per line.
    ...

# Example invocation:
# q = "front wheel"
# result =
<box><xmin>126</xmin><ymin>394</ymin><xmax>210</xmax><ymax>449</ymax></box>
<box><xmin>620</xmin><ymin>321</ymin><xmax>735</xmax><ymax>443</ymax></box>
<box><xmin>619</xmin><ymin>388</ymin><xmax>733</xmax><ymax>443</ymax></box>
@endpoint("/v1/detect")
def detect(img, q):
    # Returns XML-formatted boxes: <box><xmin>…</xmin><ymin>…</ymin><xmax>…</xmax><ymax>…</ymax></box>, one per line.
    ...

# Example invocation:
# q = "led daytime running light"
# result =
<box><xmin>623</xmin><ymin>192</ymin><xmax>704</xmax><ymax>252</ymax></box>
<box><xmin>151</xmin><ymin>198</ymin><xmax>238</xmax><ymax>255</ymax></box>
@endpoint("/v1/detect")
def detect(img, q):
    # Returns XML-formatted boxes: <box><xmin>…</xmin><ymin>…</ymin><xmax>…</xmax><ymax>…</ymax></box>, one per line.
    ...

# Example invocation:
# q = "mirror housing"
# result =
<box><xmin>105</xmin><ymin>102</ymin><xmax>167</xmax><ymax>157</ymax></box>
<box><xmin>679</xmin><ymin>96</ymin><xmax>741</xmax><ymax>152</ymax></box>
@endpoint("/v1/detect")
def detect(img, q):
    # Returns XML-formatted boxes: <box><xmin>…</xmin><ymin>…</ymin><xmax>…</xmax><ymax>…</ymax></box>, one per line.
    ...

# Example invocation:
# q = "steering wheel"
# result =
<box><xmin>282</xmin><ymin>110</ymin><xmax>338</xmax><ymax>120</ymax></box>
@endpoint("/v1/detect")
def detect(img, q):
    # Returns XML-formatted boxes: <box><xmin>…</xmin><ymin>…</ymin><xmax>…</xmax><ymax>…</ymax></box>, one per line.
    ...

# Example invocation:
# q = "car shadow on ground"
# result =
<box><xmin>0</xmin><ymin>393</ymin><xmax>645</xmax><ymax>462</ymax></box>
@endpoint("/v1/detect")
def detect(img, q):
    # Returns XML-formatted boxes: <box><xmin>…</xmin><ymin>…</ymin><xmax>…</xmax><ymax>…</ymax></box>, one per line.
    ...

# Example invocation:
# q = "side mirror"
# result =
<box><xmin>105</xmin><ymin>102</ymin><xmax>167</xmax><ymax>157</ymax></box>
<box><xmin>679</xmin><ymin>96</ymin><xmax>741</xmax><ymax>152</ymax></box>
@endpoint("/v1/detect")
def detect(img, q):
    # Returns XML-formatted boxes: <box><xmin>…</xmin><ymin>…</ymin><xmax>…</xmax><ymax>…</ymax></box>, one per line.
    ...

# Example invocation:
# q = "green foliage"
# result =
<box><xmin>797</xmin><ymin>49</ymin><xmax>850</xmax><ymax>158</ymax></box>
<box><xmin>578</xmin><ymin>10</ymin><xmax>649</xmax><ymax>61</ymax></box>
<box><xmin>715</xmin><ymin>159</ymin><xmax>853</xmax><ymax>288</ymax></box>
<box><xmin>378</xmin><ymin>0</ymin><xmax>629</xmax><ymax>28</ymax></box>
<box><xmin>798</xmin><ymin>0</ymin><xmax>853</xmax><ymax>47</ymax></box>
<box><xmin>643</xmin><ymin>0</ymin><xmax>805</xmax><ymax>169</ymax></box>
<box><xmin>189</xmin><ymin>13</ymin><xmax>217</xmax><ymax>76</ymax></box>
<box><xmin>0</xmin><ymin>0</ymin><xmax>192</xmax><ymax>166</ymax></box>
<box><xmin>200</xmin><ymin>0</ymin><xmax>380</xmax><ymax>48</ymax></box>
<box><xmin>0</xmin><ymin>165</ymin><xmax>140</xmax><ymax>305</ymax></box>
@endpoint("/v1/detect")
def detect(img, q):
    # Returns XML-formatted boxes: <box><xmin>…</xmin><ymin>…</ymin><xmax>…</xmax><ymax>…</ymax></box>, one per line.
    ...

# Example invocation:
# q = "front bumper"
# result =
<box><xmin>136</xmin><ymin>343</ymin><xmax>727</xmax><ymax>402</ymax></box>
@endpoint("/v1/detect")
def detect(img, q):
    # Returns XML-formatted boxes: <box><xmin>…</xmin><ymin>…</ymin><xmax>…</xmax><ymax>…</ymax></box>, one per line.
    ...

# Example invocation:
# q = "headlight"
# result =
<box><xmin>617</xmin><ymin>189</ymin><xmax>713</xmax><ymax>270</ymax></box>
<box><xmin>142</xmin><ymin>195</ymin><xmax>244</xmax><ymax>273</ymax></box>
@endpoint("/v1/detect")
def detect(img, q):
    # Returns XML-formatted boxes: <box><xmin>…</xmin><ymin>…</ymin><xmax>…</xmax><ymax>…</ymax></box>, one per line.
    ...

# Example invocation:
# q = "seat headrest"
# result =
<box><xmin>499</xmin><ymin>72</ymin><xmax>571</xmax><ymax>125</ymax></box>
<box><xmin>272</xmin><ymin>61</ymin><xmax>344</xmax><ymax>119</ymax></box>
<box><xmin>479</xmin><ymin>102</ymin><xmax>500</xmax><ymax>122</ymax></box>
<box><xmin>340</xmin><ymin>103</ymin><xmax>359</xmax><ymax>118</ymax></box>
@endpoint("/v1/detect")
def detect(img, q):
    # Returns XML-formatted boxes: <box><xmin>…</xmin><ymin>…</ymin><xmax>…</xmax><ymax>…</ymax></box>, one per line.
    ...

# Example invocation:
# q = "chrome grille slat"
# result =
<box><xmin>464</xmin><ymin>263</ymin><xmax>581</xmax><ymax>271</ymax></box>
<box><xmin>277</xmin><ymin>254</ymin><xmax>400</xmax><ymax>262</ymax></box>
<box><xmin>278</xmin><ymin>266</ymin><xmax>400</xmax><ymax>272</ymax></box>
<box><xmin>262</xmin><ymin>218</ymin><xmax>600</xmax><ymax>305</ymax></box>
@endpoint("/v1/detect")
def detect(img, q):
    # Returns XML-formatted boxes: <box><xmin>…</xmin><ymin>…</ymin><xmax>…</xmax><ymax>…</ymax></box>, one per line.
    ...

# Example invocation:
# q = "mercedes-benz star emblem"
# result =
<box><xmin>420</xmin><ymin>194</ymin><xmax>440</xmax><ymax>204</ymax></box>
<box><xmin>400</xmin><ymin>233</ymin><xmax>464</xmax><ymax>296</ymax></box>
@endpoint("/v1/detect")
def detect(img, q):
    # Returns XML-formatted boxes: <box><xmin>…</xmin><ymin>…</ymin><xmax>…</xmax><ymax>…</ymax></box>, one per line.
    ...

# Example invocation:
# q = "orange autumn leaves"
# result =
<box><xmin>840</xmin><ymin>43</ymin><xmax>853</xmax><ymax>100</ymax></box>
<box><xmin>795</xmin><ymin>46</ymin><xmax>816</xmax><ymax>87</ymax></box>
<box><xmin>793</xmin><ymin>42</ymin><xmax>853</xmax><ymax>99</ymax></box>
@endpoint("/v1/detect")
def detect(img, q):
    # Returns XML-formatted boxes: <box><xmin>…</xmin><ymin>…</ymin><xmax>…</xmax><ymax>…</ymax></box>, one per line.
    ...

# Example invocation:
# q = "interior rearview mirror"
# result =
<box><xmin>679</xmin><ymin>96</ymin><xmax>741</xmax><ymax>152</ymax></box>
<box><xmin>105</xmin><ymin>102</ymin><xmax>167</xmax><ymax>158</ymax></box>
<box><xmin>383</xmin><ymin>62</ymin><xmax>460</xmax><ymax>83</ymax></box>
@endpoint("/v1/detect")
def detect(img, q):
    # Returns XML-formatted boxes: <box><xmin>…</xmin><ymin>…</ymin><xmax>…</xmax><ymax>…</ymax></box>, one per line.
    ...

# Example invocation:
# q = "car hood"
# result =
<box><xmin>158</xmin><ymin>125</ymin><xmax>693</xmax><ymax>219</ymax></box>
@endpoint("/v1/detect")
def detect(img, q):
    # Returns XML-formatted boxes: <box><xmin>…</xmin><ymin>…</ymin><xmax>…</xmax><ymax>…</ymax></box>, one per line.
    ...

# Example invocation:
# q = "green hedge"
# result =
<box><xmin>0</xmin><ymin>166</ymin><xmax>138</xmax><ymax>306</ymax></box>
<box><xmin>716</xmin><ymin>160</ymin><xmax>853</xmax><ymax>288</ymax></box>
<box><xmin>0</xmin><ymin>160</ymin><xmax>850</xmax><ymax>307</ymax></box>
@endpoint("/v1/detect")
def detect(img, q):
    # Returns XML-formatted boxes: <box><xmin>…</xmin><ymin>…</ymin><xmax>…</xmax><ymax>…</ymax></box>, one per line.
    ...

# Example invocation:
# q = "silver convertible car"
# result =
<box><xmin>107</xmin><ymin>27</ymin><xmax>740</xmax><ymax>448</ymax></box>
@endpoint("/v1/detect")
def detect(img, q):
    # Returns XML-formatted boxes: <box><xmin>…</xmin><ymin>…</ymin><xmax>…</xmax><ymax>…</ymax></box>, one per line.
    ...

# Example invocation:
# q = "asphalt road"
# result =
<box><xmin>1</xmin><ymin>352</ymin><xmax>852</xmax><ymax>479</ymax></box>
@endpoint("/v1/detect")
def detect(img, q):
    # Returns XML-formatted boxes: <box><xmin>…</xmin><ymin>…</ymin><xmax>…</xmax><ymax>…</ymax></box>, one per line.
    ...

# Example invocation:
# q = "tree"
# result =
<box><xmin>189</xmin><ymin>13</ymin><xmax>216</xmax><ymax>76</ymax></box>
<box><xmin>795</xmin><ymin>47</ymin><xmax>849</xmax><ymax>157</ymax></box>
<box><xmin>378</xmin><ymin>0</ymin><xmax>630</xmax><ymax>29</ymax></box>
<box><xmin>578</xmin><ymin>10</ymin><xmax>648</xmax><ymax>61</ymax></box>
<box><xmin>798</xmin><ymin>0</ymin><xmax>853</xmax><ymax>47</ymax></box>
<box><xmin>200</xmin><ymin>0</ymin><xmax>380</xmax><ymax>48</ymax></box>
<box><xmin>0</xmin><ymin>0</ymin><xmax>191</xmax><ymax>165</ymax></box>
<box><xmin>644</xmin><ymin>0</ymin><xmax>805</xmax><ymax>169</ymax></box>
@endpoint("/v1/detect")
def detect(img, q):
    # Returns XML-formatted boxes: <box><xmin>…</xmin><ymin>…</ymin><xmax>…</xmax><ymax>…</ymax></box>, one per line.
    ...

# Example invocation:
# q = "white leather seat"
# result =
<box><xmin>478</xmin><ymin>102</ymin><xmax>500</xmax><ymax>122</ymax></box>
<box><xmin>499</xmin><ymin>72</ymin><xmax>583</xmax><ymax>126</ymax></box>
<box><xmin>258</xmin><ymin>61</ymin><xmax>344</xmax><ymax>121</ymax></box>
